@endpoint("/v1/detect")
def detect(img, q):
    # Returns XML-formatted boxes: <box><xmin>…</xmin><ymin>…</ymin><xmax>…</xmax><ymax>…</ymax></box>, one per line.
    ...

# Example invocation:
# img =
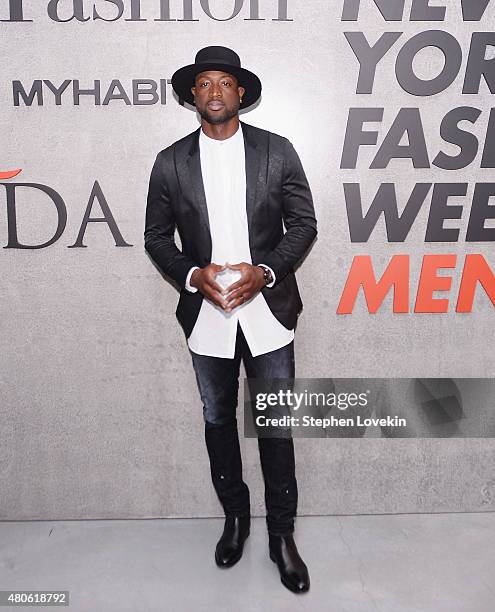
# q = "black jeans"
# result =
<box><xmin>189</xmin><ymin>323</ymin><xmax>297</xmax><ymax>535</ymax></box>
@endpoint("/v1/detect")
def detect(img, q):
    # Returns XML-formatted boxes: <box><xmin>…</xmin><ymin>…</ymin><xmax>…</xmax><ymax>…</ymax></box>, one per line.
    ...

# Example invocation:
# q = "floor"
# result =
<box><xmin>0</xmin><ymin>513</ymin><xmax>494</xmax><ymax>611</ymax></box>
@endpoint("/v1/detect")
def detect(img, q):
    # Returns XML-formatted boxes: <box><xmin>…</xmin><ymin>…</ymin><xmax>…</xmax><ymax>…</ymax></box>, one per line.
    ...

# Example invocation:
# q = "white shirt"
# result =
<box><xmin>185</xmin><ymin>125</ymin><xmax>294</xmax><ymax>358</ymax></box>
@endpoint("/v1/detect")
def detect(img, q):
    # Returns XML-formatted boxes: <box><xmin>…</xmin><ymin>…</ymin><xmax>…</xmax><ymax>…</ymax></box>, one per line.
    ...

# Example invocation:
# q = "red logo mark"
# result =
<box><xmin>0</xmin><ymin>168</ymin><xmax>22</xmax><ymax>180</ymax></box>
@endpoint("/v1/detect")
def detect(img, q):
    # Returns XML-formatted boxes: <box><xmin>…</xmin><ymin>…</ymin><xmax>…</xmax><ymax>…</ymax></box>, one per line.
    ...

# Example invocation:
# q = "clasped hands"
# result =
<box><xmin>190</xmin><ymin>262</ymin><xmax>266</xmax><ymax>313</ymax></box>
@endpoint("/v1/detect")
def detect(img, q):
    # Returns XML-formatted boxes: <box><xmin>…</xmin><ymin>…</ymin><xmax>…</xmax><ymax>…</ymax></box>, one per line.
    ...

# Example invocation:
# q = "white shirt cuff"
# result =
<box><xmin>259</xmin><ymin>264</ymin><xmax>276</xmax><ymax>288</ymax></box>
<box><xmin>185</xmin><ymin>266</ymin><xmax>200</xmax><ymax>293</ymax></box>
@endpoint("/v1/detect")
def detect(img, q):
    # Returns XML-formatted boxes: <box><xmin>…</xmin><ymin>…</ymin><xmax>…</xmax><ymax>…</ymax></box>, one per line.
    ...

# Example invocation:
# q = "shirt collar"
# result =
<box><xmin>199</xmin><ymin>124</ymin><xmax>243</xmax><ymax>147</ymax></box>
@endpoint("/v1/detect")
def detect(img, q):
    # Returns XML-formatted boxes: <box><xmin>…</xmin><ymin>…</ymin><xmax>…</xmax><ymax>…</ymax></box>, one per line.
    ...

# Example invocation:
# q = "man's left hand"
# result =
<box><xmin>223</xmin><ymin>262</ymin><xmax>265</xmax><ymax>312</ymax></box>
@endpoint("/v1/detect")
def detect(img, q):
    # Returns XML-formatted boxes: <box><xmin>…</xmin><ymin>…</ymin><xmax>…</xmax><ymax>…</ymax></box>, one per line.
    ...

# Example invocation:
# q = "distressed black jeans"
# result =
<box><xmin>189</xmin><ymin>323</ymin><xmax>297</xmax><ymax>536</ymax></box>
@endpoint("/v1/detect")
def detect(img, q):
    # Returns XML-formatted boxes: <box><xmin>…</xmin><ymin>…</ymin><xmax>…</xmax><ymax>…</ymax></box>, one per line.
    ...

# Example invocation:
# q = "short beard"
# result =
<box><xmin>197</xmin><ymin>104</ymin><xmax>239</xmax><ymax>125</ymax></box>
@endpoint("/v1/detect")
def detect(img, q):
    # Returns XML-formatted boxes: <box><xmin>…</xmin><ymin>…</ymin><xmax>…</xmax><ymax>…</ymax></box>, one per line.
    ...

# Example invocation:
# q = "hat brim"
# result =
<box><xmin>171</xmin><ymin>62</ymin><xmax>261</xmax><ymax>109</ymax></box>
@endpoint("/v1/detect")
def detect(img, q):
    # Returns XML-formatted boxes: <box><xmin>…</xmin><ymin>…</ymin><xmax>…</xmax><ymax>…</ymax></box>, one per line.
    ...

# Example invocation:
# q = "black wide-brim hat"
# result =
<box><xmin>171</xmin><ymin>46</ymin><xmax>262</xmax><ymax>110</ymax></box>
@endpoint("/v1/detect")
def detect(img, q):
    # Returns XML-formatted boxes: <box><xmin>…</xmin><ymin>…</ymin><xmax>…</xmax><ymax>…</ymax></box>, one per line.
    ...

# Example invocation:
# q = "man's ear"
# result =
<box><xmin>238</xmin><ymin>86</ymin><xmax>245</xmax><ymax>99</ymax></box>
<box><xmin>191</xmin><ymin>86</ymin><xmax>196</xmax><ymax>97</ymax></box>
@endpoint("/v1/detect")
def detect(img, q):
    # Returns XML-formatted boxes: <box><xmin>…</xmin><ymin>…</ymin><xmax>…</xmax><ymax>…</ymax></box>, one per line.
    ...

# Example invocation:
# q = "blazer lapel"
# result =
<box><xmin>241</xmin><ymin>121</ymin><xmax>265</xmax><ymax>237</ymax></box>
<box><xmin>184</xmin><ymin>127</ymin><xmax>212</xmax><ymax>257</ymax></box>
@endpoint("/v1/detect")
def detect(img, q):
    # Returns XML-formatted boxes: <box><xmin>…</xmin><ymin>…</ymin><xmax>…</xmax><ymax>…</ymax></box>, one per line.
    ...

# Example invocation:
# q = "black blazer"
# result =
<box><xmin>144</xmin><ymin>120</ymin><xmax>317</xmax><ymax>339</ymax></box>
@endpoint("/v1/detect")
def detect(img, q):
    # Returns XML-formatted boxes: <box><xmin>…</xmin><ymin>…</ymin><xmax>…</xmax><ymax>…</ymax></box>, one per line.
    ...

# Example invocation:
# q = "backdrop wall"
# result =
<box><xmin>1</xmin><ymin>0</ymin><xmax>494</xmax><ymax>520</ymax></box>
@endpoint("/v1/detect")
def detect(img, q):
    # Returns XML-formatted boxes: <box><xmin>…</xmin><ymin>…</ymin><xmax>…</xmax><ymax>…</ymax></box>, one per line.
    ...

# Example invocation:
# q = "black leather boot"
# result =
<box><xmin>269</xmin><ymin>533</ymin><xmax>310</xmax><ymax>593</ymax></box>
<box><xmin>215</xmin><ymin>515</ymin><xmax>251</xmax><ymax>567</ymax></box>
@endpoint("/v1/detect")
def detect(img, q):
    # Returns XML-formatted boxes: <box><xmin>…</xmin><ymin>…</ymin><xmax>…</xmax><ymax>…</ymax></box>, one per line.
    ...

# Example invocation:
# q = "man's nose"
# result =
<box><xmin>209</xmin><ymin>82</ymin><xmax>222</xmax><ymax>98</ymax></box>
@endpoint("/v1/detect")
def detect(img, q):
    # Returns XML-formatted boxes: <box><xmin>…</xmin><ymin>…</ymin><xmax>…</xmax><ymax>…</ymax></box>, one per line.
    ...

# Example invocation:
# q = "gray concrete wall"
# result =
<box><xmin>1</xmin><ymin>1</ymin><xmax>494</xmax><ymax>520</ymax></box>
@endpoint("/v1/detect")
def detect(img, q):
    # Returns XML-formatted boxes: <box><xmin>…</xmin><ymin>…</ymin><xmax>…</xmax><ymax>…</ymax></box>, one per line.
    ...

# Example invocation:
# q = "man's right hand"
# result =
<box><xmin>190</xmin><ymin>264</ymin><xmax>228</xmax><ymax>310</ymax></box>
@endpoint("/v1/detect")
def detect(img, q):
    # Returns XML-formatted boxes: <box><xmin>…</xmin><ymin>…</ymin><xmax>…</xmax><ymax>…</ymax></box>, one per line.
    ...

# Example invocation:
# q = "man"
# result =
<box><xmin>144</xmin><ymin>46</ymin><xmax>317</xmax><ymax>594</ymax></box>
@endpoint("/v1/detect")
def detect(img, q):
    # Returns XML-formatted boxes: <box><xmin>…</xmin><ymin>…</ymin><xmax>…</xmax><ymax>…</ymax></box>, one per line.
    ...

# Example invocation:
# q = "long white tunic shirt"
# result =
<box><xmin>185</xmin><ymin>125</ymin><xmax>294</xmax><ymax>358</ymax></box>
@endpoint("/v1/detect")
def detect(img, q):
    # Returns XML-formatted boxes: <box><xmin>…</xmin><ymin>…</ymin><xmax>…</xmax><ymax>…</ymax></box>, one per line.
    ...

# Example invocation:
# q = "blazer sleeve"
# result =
<box><xmin>144</xmin><ymin>152</ymin><xmax>199</xmax><ymax>289</ymax></box>
<box><xmin>262</xmin><ymin>138</ymin><xmax>318</xmax><ymax>284</ymax></box>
